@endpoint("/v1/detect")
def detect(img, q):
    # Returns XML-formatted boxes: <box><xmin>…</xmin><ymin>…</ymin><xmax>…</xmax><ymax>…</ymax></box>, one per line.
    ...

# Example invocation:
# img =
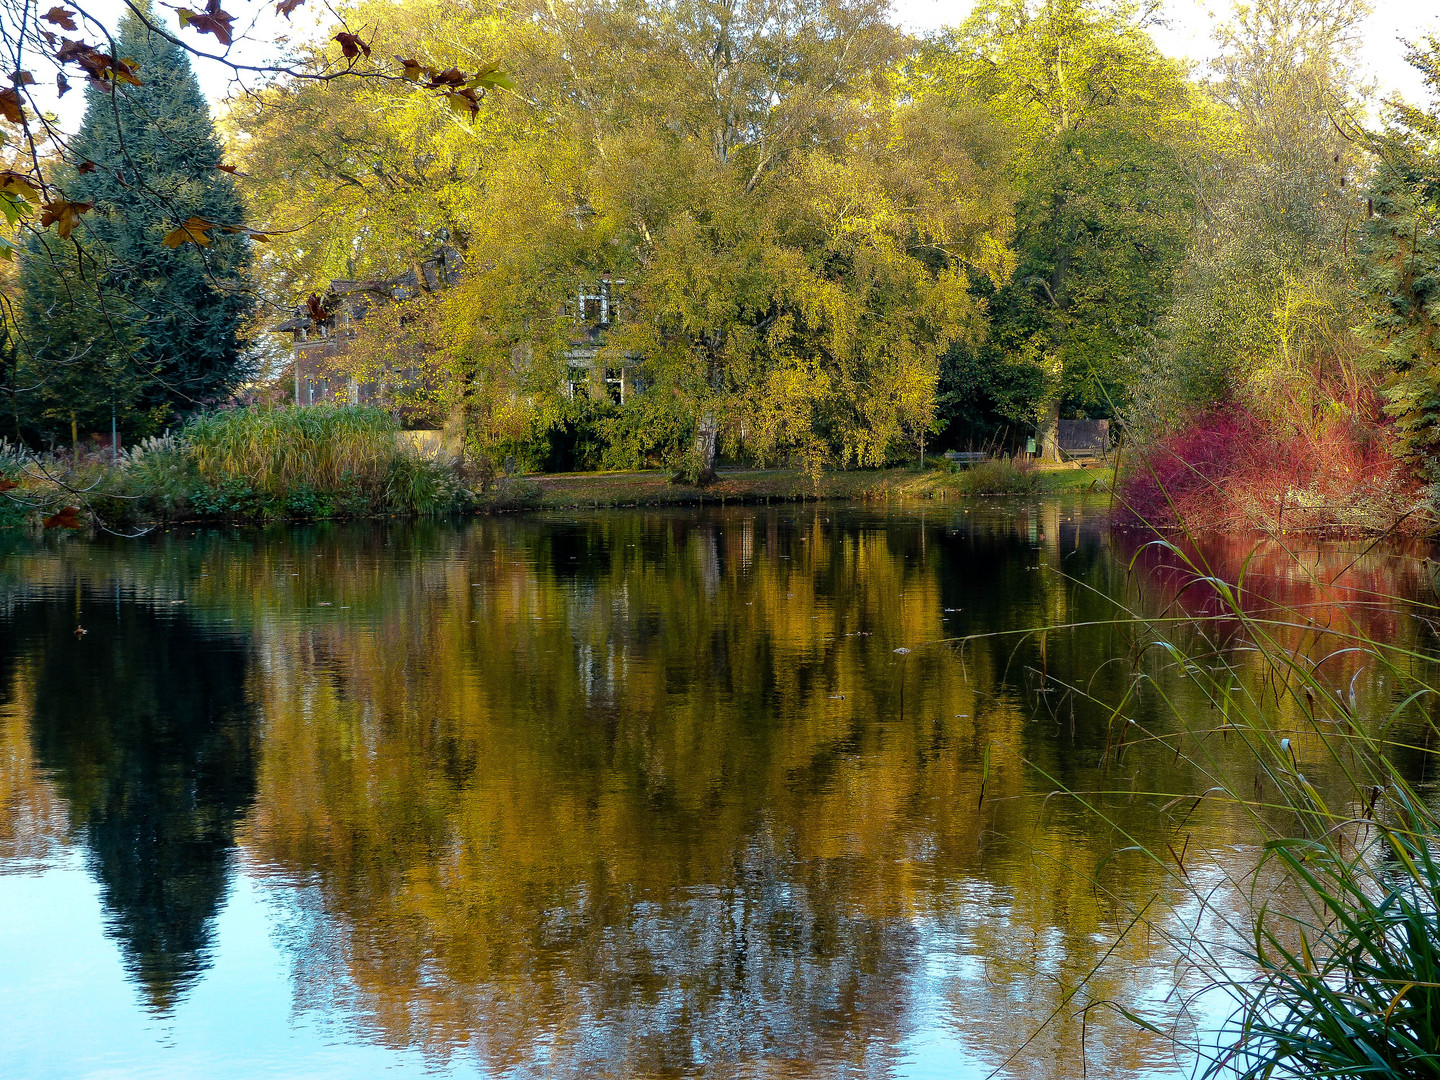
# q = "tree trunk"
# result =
<box><xmin>679</xmin><ymin>413</ymin><xmax>720</xmax><ymax>486</ymax></box>
<box><xmin>1037</xmin><ymin>399</ymin><xmax>1061</xmax><ymax>464</ymax></box>
<box><xmin>71</xmin><ymin>413</ymin><xmax>79</xmax><ymax>468</ymax></box>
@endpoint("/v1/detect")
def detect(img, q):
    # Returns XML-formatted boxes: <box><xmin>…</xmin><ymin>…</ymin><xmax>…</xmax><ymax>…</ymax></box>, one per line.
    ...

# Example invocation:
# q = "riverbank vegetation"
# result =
<box><xmin>0</xmin><ymin>0</ymin><xmax>1434</xmax><ymax>535</ymax></box>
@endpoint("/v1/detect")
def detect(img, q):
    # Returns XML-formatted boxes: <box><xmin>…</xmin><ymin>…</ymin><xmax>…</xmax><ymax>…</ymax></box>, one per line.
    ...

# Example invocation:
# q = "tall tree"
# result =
<box><xmin>18</xmin><ymin>3</ymin><xmax>254</xmax><ymax>444</ymax></box>
<box><xmin>920</xmin><ymin>0</ymin><xmax>1198</xmax><ymax>459</ymax></box>
<box><xmin>1140</xmin><ymin>0</ymin><xmax>1374</xmax><ymax>437</ymax></box>
<box><xmin>1362</xmin><ymin>36</ymin><xmax>1440</xmax><ymax>481</ymax></box>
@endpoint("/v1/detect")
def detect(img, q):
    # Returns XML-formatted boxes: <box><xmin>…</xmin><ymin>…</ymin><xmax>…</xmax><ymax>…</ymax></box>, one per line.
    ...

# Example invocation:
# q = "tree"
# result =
<box><xmin>919</xmin><ymin>0</ymin><xmax>1199</xmax><ymax>459</ymax></box>
<box><xmin>18</xmin><ymin>3</ymin><xmax>254</xmax><ymax>443</ymax></box>
<box><xmin>1361</xmin><ymin>36</ymin><xmax>1440</xmax><ymax>482</ymax></box>
<box><xmin>1138</xmin><ymin>0</ymin><xmax>1375</xmax><ymax>439</ymax></box>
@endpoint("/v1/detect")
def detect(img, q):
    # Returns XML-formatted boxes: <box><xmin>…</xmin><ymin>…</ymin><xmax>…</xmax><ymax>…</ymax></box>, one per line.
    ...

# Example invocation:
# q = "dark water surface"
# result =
<box><xmin>1</xmin><ymin>502</ymin><xmax>1434</xmax><ymax>1079</ymax></box>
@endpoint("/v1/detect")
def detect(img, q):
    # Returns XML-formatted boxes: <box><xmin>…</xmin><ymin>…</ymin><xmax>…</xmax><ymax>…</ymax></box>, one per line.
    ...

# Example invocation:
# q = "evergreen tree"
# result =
<box><xmin>17</xmin><ymin>4</ymin><xmax>253</xmax><ymax>444</ymax></box>
<box><xmin>1362</xmin><ymin>38</ymin><xmax>1440</xmax><ymax>482</ymax></box>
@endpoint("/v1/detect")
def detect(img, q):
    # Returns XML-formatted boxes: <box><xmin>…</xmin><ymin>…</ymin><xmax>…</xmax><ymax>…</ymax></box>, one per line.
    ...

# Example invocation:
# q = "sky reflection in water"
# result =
<box><xmin>0</xmin><ymin>502</ymin><xmax>1432</xmax><ymax>1079</ymax></box>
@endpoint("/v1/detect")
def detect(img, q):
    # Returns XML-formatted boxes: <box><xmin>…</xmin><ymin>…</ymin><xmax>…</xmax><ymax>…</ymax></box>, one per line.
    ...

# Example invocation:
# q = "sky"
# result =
<box><xmin>37</xmin><ymin>0</ymin><xmax>1440</xmax><ymax>130</ymax></box>
<box><xmin>892</xmin><ymin>0</ymin><xmax>1440</xmax><ymax>105</ymax></box>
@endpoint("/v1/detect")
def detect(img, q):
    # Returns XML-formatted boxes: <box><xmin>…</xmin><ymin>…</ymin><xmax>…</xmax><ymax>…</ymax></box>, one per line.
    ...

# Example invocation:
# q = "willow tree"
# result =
<box><xmin>232</xmin><ymin>0</ymin><xmax>1013</xmax><ymax>479</ymax></box>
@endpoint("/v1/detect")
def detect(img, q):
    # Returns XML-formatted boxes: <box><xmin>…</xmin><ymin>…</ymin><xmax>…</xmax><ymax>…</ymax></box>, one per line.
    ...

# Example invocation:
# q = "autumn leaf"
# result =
<box><xmin>162</xmin><ymin>215</ymin><xmax>214</xmax><ymax>247</ymax></box>
<box><xmin>396</xmin><ymin>56</ymin><xmax>426</xmax><ymax>82</ymax></box>
<box><xmin>76</xmin><ymin>159</ymin><xmax>95</xmax><ymax>173</ymax></box>
<box><xmin>43</xmin><ymin>506</ymin><xmax>82</xmax><ymax>529</ymax></box>
<box><xmin>467</xmin><ymin>62</ymin><xmax>514</xmax><ymax>91</ymax></box>
<box><xmin>56</xmin><ymin>71</ymin><xmax>69</xmax><ymax>96</ymax></box>
<box><xmin>40</xmin><ymin>198</ymin><xmax>92</xmax><ymax>238</ymax></box>
<box><xmin>11</xmin><ymin>70</ymin><xmax>35</xmax><ymax>87</ymax></box>
<box><xmin>0</xmin><ymin>478</ymin><xmax>17</xmax><ymax>492</ymax></box>
<box><xmin>0</xmin><ymin>88</ymin><xmax>24</xmax><ymax>124</ymax></box>
<box><xmin>216</xmin><ymin>163</ymin><xmax>243</xmax><ymax>175</ymax></box>
<box><xmin>445</xmin><ymin>88</ymin><xmax>480</xmax><ymax>118</ymax></box>
<box><xmin>427</xmin><ymin>66</ymin><xmax>465</xmax><ymax>88</ymax></box>
<box><xmin>334</xmin><ymin>32</ymin><xmax>371</xmax><ymax>60</ymax></box>
<box><xmin>177</xmin><ymin>1</ymin><xmax>234</xmax><ymax>47</ymax></box>
<box><xmin>59</xmin><ymin>40</ymin><xmax>143</xmax><ymax>87</ymax></box>
<box><xmin>305</xmin><ymin>293</ymin><xmax>328</xmax><ymax>323</ymax></box>
<box><xmin>275</xmin><ymin>0</ymin><xmax>305</xmax><ymax>16</ymax></box>
<box><xmin>0</xmin><ymin>170</ymin><xmax>40</xmax><ymax>203</ymax></box>
<box><xmin>43</xmin><ymin>6</ymin><xmax>77</xmax><ymax>30</ymax></box>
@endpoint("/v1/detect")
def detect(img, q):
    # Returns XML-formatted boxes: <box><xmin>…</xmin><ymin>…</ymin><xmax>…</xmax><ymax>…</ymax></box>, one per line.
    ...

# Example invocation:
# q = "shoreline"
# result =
<box><xmin>479</xmin><ymin>464</ymin><xmax>1111</xmax><ymax>512</ymax></box>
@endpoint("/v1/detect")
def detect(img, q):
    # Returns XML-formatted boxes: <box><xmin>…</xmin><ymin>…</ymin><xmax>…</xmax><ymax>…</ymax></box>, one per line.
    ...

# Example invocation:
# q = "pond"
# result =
<box><xmin>0</xmin><ymin>502</ymin><xmax>1434</xmax><ymax>1079</ymax></box>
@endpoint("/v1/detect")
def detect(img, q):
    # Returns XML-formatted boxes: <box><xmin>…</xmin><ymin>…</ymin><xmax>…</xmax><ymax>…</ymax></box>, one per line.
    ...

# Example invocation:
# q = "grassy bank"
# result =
<box><xmin>0</xmin><ymin>410</ymin><xmax>1113</xmax><ymax>531</ymax></box>
<box><xmin>484</xmin><ymin>460</ymin><xmax>1110</xmax><ymax>511</ymax></box>
<box><xmin>0</xmin><ymin>406</ymin><xmax>467</xmax><ymax>531</ymax></box>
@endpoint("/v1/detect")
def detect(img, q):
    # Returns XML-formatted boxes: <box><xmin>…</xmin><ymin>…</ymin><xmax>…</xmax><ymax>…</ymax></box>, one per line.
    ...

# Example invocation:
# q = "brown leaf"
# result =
<box><xmin>162</xmin><ymin>216</ymin><xmax>214</xmax><ymax>248</ymax></box>
<box><xmin>56</xmin><ymin>71</ymin><xmax>69</xmax><ymax>96</ymax></box>
<box><xmin>43</xmin><ymin>506</ymin><xmax>82</xmax><ymax>529</ymax></box>
<box><xmin>0</xmin><ymin>88</ymin><xmax>24</xmax><ymax>124</ymax></box>
<box><xmin>395</xmin><ymin>56</ymin><xmax>425</xmax><ymax>82</ymax></box>
<box><xmin>43</xmin><ymin>6</ymin><xmax>78</xmax><ymax>30</ymax></box>
<box><xmin>11</xmin><ymin>70</ymin><xmax>35</xmax><ymax>86</ymax></box>
<box><xmin>40</xmin><ymin>198</ymin><xmax>92</xmax><ymax>238</ymax></box>
<box><xmin>178</xmin><ymin>3</ymin><xmax>234</xmax><ymax>47</ymax></box>
<box><xmin>0</xmin><ymin>478</ymin><xmax>18</xmax><ymax>492</ymax></box>
<box><xmin>333</xmin><ymin>32</ymin><xmax>371</xmax><ymax>60</ymax></box>
<box><xmin>76</xmin><ymin>159</ymin><xmax>95</xmax><ymax>173</ymax></box>
<box><xmin>216</xmin><ymin>163</ymin><xmax>244</xmax><ymax>175</ymax></box>
<box><xmin>427</xmin><ymin>66</ymin><xmax>465</xmax><ymax>88</ymax></box>
<box><xmin>445</xmin><ymin>87</ymin><xmax>480</xmax><ymax>118</ymax></box>
<box><xmin>275</xmin><ymin>0</ymin><xmax>306</xmax><ymax>16</ymax></box>
<box><xmin>305</xmin><ymin>293</ymin><xmax>328</xmax><ymax>323</ymax></box>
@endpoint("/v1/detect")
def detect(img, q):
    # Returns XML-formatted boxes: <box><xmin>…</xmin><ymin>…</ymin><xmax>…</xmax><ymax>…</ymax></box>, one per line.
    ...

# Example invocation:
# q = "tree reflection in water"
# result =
<box><xmin>4</xmin><ymin>589</ymin><xmax>256</xmax><ymax>1011</ymax></box>
<box><xmin>0</xmin><ymin>508</ymin><xmax>1433</xmax><ymax>1077</ymax></box>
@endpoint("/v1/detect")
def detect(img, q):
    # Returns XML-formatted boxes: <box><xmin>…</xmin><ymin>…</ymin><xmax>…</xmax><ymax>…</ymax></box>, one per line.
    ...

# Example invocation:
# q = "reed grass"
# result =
<box><xmin>1001</xmin><ymin>528</ymin><xmax>1440</xmax><ymax>1078</ymax></box>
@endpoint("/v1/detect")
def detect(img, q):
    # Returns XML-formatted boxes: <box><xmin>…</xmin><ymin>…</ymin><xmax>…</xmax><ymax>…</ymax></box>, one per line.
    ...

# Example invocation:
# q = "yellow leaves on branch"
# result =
<box><xmin>163</xmin><ymin>216</ymin><xmax>270</xmax><ymax>248</ymax></box>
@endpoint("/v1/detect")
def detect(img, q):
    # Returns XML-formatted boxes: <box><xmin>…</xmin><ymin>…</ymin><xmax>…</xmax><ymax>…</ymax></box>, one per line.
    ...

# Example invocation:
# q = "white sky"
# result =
<box><xmin>892</xmin><ymin>0</ymin><xmax>1440</xmax><ymax>106</ymax></box>
<box><xmin>37</xmin><ymin>0</ymin><xmax>1440</xmax><ymax>131</ymax></box>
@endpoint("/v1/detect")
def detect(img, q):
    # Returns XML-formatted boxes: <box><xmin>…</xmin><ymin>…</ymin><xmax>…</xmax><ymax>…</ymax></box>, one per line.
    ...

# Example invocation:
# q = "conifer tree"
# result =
<box><xmin>17</xmin><ymin>4</ymin><xmax>253</xmax><ymax>444</ymax></box>
<box><xmin>1362</xmin><ymin>39</ymin><xmax>1440</xmax><ymax>482</ymax></box>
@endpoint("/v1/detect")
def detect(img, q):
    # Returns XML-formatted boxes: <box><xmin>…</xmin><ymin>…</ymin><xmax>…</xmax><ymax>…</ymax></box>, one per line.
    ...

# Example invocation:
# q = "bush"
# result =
<box><xmin>953</xmin><ymin>455</ymin><xmax>1040</xmax><ymax>495</ymax></box>
<box><xmin>1116</xmin><ymin>406</ymin><xmax>1424</xmax><ymax>534</ymax></box>
<box><xmin>0</xmin><ymin>406</ymin><xmax>472</xmax><ymax>529</ymax></box>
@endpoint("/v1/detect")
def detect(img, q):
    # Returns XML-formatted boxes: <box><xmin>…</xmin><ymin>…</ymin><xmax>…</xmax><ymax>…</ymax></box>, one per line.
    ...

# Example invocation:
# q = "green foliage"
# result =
<box><xmin>181</xmin><ymin>405</ymin><xmax>462</xmax><ymax>516</ymax></box>
<box><xmin>951</xmin><ymin>456</ymin><xmax>1040</xmax><ymax>495</ymax></box>
<box><xmin>17</xmin><ymin>5</ymin><xmax>254</xmax><ymax>445</ymax></box>
<box><xmin>1136</xmin><ymin>0</ymin><xmax>1375</xmax><ymax>439</ymax></box>
<box><xmin>1214</xmin><ymin>805</ymin><xmax>1440</xmax><ymax>1079</ymax></box>
<box><xmin>1361</xmin><ymin>37</ymin><xmax>1440</xmax><ymax>483</ymax></box>
<box><xmin>919</xmin><ymin>0</ymin><xmax>1199</xmax><ymax>452</ymax></box>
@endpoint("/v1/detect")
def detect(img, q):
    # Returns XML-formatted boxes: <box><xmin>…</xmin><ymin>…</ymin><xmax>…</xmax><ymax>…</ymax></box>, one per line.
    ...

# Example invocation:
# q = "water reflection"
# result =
<box><xmin>1</xmin><ymin>590</ymin><xmax>256</xmax><ymax>1010</ymax></box>
<box><xmin>0</xmin><ymin>505</ymin><xmax>1433</xmax><ymax>1078</ymax></box>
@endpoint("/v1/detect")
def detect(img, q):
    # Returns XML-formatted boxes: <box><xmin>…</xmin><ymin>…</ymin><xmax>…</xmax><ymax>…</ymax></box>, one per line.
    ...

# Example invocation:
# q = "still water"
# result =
<box><xmin>0</xmin><ymin>502</ymin><xmax>1434</xmax><ymax>1079</ymax></box>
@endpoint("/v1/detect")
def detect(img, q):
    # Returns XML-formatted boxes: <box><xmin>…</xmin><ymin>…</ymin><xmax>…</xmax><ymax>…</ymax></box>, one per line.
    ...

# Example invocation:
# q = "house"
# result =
<box><xmin>275</xmin><ymin>251</ymin><xmax>642</xmax><ymax>410</ymax></box>
<box><xmin>563</xmin><ymin>274</ymin><xmax>642</xmax><ymax>403</ymax></box>
<box><xmin>272</xmin><ymin>245</ymin><xmax>464</xmax><ymax>407</ymax></box>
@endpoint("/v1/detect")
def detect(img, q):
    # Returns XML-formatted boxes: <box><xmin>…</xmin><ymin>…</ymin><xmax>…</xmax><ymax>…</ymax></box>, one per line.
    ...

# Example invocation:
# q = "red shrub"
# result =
<box><xmin>1116</xmin><ymin>406</ymin><xmax>1420</xmax><ymax>535</ymax></box>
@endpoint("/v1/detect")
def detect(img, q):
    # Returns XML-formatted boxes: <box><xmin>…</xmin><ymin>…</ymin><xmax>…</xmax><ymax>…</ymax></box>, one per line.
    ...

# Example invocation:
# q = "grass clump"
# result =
<box><xmin>0</xmin><ymin>406</ymin><xmax>471</xmax><ymax>530</ymax></box>
<box><xmin>952</xmin><ymin>455</ymin><xmax>1040</xmax><ymax>495</ymax></box>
